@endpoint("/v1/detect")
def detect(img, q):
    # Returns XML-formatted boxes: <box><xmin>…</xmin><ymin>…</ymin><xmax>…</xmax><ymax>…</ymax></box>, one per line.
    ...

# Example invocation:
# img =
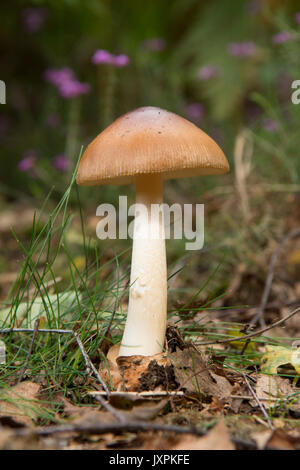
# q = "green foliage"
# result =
<box><xmin>1</xmin><ymin>0</ymin><xmax>300</xmax><ymax>199</ymax></box>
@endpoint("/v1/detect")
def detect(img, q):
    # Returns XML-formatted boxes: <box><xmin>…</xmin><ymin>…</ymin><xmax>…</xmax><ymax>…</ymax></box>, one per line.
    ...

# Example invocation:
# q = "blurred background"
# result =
<box><xmin>1</xmin><ymin>0</ymin><xmax>300</xmax><ymax>318</ymax></box>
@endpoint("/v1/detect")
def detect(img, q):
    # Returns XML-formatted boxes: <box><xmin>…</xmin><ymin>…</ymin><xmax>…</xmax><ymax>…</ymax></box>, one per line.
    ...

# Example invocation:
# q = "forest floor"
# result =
<box><xmin>0</xmin><ymin>178</ymin><xmax>300</xmax><ymax>450</ymax></box>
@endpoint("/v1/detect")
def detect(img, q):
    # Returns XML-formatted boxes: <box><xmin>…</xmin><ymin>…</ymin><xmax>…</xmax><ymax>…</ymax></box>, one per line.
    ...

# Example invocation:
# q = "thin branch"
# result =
<box><xmin>17</xmin><ymin>318</ymin><xmax>40</xmax><ymax>385</ymax></box>
<box><xmin>12</xmin><ymin>418</ymin><xmax>260</xmax><ymax>449</ymax></box>
<box><xmin>195</xmin><ymin>306</ymin><xmax>300</xmax><ymax>346</ymax></box>
<box><xmin>16</xmin><ymin>420</ymin><xmax>203</xmax><ymax>438</ymax></box>
<box><xmin>0</xmin><ymin>326</ymin><xmax>109</xmax><ymax>395</ymax></box>
<box><xmin>0</xmin><ymin>325</ymin><xmax>128</xmax><ymax>422</ymax></box>
<box><xmin>89</xmin><ymin>391</ymin><xmax>184</xmax><ymax>398</ymax></box>
<box><xmin>242</xmin><ymin>373</ymin><xmax>274</xmax><ymax>430</ymax></box>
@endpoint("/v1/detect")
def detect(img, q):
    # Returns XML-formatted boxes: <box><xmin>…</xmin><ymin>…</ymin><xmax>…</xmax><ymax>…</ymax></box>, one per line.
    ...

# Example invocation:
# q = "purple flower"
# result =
<box><xmin>113</xmin><ymin>54</ymin><xmax>130</xmax><ymax>67</ymax></box>
<box><xmin>228</xmin><ymin>42</ymin><xmax>256</xmax><ymax>57</ymax></box>
<box><xmin>44</xmin><ymin>68</ymin><xmax>75</xmax><ymax>87</ymax></box>
<box><xmin>92</xmin><ymin>49</ymin><xmax>130</xmax><ymax>67</ymax></box>
<box><xmin>58</xmin><ymin>80</ymin><xmax>90</xmax><ymax>99</ymax></box>
<box><xmin>197</xmin><ymin>65</ymin><xmax>219</xmax><ymax>81</ymax></box>
<box><xmin>18</xmin><ymin>150</ymin><xmax>37</xmax><ymax>172</ymax></box>
<box><xmin>141</xmin><ymin>38</ymin><xmax>166</xmax><ymax>52</ymax></box>
<box><xmin>52</xmin><ymin>154</ymin><xmax>69</xmax><ymax>172</ymax></box>
<box><xmin>44</xmin><ymin>68</ymin><xmax>90</xmax><ymax>99</ymax></box>
<box><xmin>262</xmin><ymin>118</ymin><xmax>279</xmax><ymax>132</ymax></box>
<box><xmin>92</xmin><ymin>50</ymin><xmax>115</xmax><ymax>65</ymax></box>
<box><xmin>272</xmin><ymin>31</ymin><xmax>292</xmax><ymax>45</ymax></box>
<box><xmin>295</xmin><ymin>12</ymin><xmax>300</xmax><ymax>25</ymax></box>
<box><xmin>185</xmin><ymin>103</ymin><xmax>204</xmax><ymax>122</ymax></box>
<box><xmin>22</xmin><ymin>7</ymin><xmax>48</xmax><ymax>33</ymax></box>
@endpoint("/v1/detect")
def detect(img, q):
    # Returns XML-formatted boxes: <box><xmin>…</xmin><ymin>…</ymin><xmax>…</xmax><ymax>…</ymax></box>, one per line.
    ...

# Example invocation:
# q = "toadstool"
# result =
<box><xmin>76</xmin><ymin>106</ymin><xmax>229</xmax><ymax>357</ymax></box>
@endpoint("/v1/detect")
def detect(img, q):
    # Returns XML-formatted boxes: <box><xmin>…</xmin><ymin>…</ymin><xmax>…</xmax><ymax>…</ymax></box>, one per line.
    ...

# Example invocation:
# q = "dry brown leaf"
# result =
<box><xmin>252</xmin><ymin>427</ymin><xmax>298</xmax><ymax>450</ymax></box>
<box><xmin>57</xmin><ymin>396</ymin><xmax>111</xmax><ymax>425</ymax></box>
<box><xmin>170</xmin><ymin>348</ymin><xmax>232</xmax><ymax>400</ymax></box>
<box><xmin>0</xmin><ymin>381</ymin><xmax>41</xmax><ymax>427</ymax></box>
<box><xmin>250</xmin><ymin>374</ymin><xmax>294</xmax><ymax>409</ymax></box>
<box><xmin>62</xmin><ymin>394</ymin><xmax>166</xmax><ymax>423</ymax></box>
<box><xmin>251</xmin><ymin>430</ymin><xmax>272</xmax><ymax>450</ymax></box>
<box><xmin>172</xmin><ymin>419</ymin><xmax>235</xmax><ymax>450</ymax></box>
<box><xmin>267</xmin><ymin>429</ymin><xmax>296</xmax><ymax>450</ymax></box>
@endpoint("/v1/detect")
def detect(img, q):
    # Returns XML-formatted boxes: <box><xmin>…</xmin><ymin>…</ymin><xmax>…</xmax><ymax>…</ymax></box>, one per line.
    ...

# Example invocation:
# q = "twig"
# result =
<box><xmin>0</xmin><ymin>326</ymin><xmax>109</xmax><ymax>394</ymax></box>
<box><xmin>12</xmin><ymin>418</ymin><xmax>261</xmax><ymax>449</ymax></box>
<box><xmin>0</xmin><ymin>324</ymin><xmax>128</xmax><ymax>422</ymax></box>
<box><xmin>17</xmin><ymin>318</ymin><xmax>40</xmax><ymax>385</ymax></box>
<box><xmin>89</xmin><ymin>391</ymin><xmax>185</xmax><ymax>398</ymax></box>
<box><xmin>72</xmin><ymin>331</ymin><xmax>107</xmax><ymax>391</ymax></box>
<box><xmin>14</xmin><ymin>420</ymin><xmax>203</xmax><ymax>440</ymax></box>
<box><xmin>0</xmin><ymin>326</ymin><xmax>136</xmax><ymax>423</ymax></box>
<box><xmin>242</xmin><ymin>373</ymin><xmax>274</xmax><ymax>431</ymax></box>
<box><xmin>230</xmin><ymin>394</ymin><xmax>294</xmax><ymax>403</ymax></box>
<box><xmin>195</xmin><ymin>306</ymin><xmax>300</xmax><ymax>346</ymax></box>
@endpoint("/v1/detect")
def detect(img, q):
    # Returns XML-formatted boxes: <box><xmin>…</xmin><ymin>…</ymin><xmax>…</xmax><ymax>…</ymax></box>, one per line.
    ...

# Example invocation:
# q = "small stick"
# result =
<box><xmin>0</xmin><ymin>324</ymin><xmax>128</xmax><ymax>422</ymax></box>
<box><xmin>89</xmin><ymin>391</ymin><xmax>185</xmax><ymax>398</ymax></box>
<box><xmin>242</xmin><ymin>373</ymin><xmax>274</xmax><ymax>431</ymax></box>
<box><xmin>0</xmin><ymin>326</ymin><xmax>109</xmax><ymax>395</ymax></box>
<box><xmin>17</xmin><ymin>318</ymin><xmax>40</xmax><ymax>385</ymax></box>
<box><xmin>230</xmin><ymin>394</ymin><xmax>293</xmax><ymax>402</ymax></box>
<box><xmin>11</xmin><ymin>419</ymin><xmax>261</xmax><ymax>449</ymax></box>
<box><xmin>15</xmin><ymin>420</ymin><xmax>205</xmax><ymax>438</ymax></box>
<box><xmin>72</xmin><ymin>331</ymin><xmax>107</xmax><ymax>391</ymax></box>
<box><xmin>195</xmin><ymin>306</ymin><xmax>300</xmax><ymax>346</ymax></box>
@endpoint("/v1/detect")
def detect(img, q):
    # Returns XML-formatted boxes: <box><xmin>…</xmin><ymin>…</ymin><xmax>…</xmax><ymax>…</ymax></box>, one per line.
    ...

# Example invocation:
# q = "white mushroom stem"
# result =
<box><xmin>119</xmin><ymin>174</ymin><xmax>167</xmax><ymax>356</ymax></box>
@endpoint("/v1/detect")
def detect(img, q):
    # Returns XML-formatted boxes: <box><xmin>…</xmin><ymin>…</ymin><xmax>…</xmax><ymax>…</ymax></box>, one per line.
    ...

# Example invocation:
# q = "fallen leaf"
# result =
<box><xmin>250</xmin><ymin>374</ymin><xmax>294</xmax><ymax>409</ymax></box>
<box><xmin>62</xmin><ymin>393</ymin><xmax>167</xmax><ymax>423</ymax></box>
<box><xmin>227</xmin><ymin>327</ymin><xmax>256</xmax><ymax>352</ymax></box>
<box><xmin>0</xmin><ymin>381</ymin><xmax>41</xmax><ymax>427</ymax></box>
<box><xmin>119</xmin><ymin>399</ymin><xmax>168</xmax><ymax>421</ymax></box>
<box><xmin>170</xmin><ymin>347</ymin><xmax>232</xmax><ymax>400</ymax></box>
<box><xmin>267</xmin><ymin>429</ymin><xmax>296</xmax><ymax>450</ymax></box>
<box><xmin>251</xmin><ymin>430</ymin><xmax>272</xmax><ymax>450</ymax></box>
<box><xmin>0</xmin><ymin>290</ymin><xmax>81</xmax><ymax>327</ymax></box>
<box><xmin>172</xmin><ymin>419</ymin><xmax>235</xmax><ymax>450</ymax></box>
<box><xmin>261</xmin><ymin>345</ymin><xmax>300</xmax><ymax>375</ymax></box>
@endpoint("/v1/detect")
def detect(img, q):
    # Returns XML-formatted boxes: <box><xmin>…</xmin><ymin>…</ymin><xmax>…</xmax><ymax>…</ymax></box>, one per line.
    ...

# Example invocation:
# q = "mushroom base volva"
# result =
<box><xmin>100</xmin><ymin>344</ymin><xmax>177</xmax><ymax>392</ymax></box>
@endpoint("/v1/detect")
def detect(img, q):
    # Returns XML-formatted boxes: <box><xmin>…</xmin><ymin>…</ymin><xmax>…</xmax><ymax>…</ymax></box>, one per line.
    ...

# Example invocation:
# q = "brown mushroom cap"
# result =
<box><xmin>76</xmin><ymin>106</ymin><xmax>229</xmax><ymax>186</ymax></box>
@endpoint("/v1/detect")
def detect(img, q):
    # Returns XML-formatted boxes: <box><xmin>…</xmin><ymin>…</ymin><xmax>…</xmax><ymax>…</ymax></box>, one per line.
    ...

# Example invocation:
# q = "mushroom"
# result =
<box><xmin>76</xmin><ymin>106</ymin><xmax>229</xmax><ymax>357</ymax></box>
